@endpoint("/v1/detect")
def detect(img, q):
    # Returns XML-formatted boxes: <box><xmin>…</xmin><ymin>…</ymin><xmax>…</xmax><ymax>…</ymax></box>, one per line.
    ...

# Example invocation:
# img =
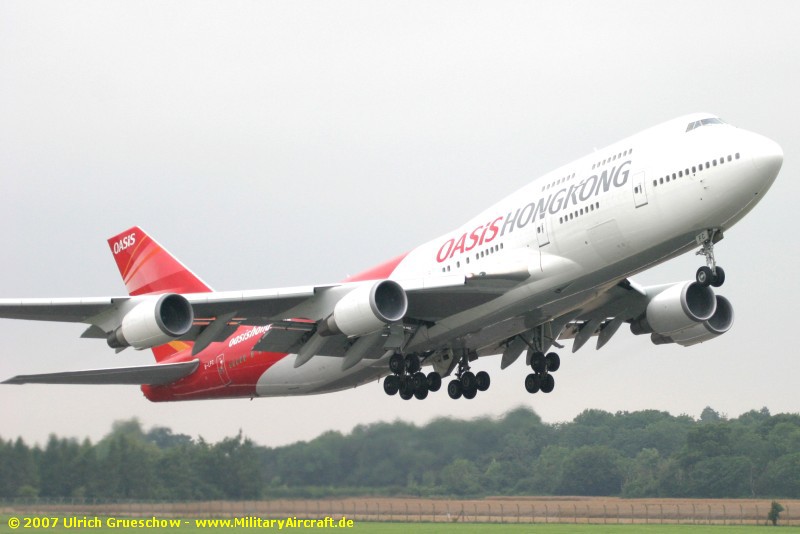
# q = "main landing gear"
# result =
<box><xmin>524</xmin><ymin>351</ymin><xmax>560</xmax><ymax>395</ymax></box>
<box><xmin>695</xmin><ymin>229</ymin><xmax>725</xmax><ymax>288</ymax></box>
<box><xmin>383</xmin><ymin>353</ymin><xmax>442</xmax><ymax>400</ymax></box>
<box><xmin>447</xmin><ymin>351</ymin><xmax>490</xmax><ymax>400</ymax></box>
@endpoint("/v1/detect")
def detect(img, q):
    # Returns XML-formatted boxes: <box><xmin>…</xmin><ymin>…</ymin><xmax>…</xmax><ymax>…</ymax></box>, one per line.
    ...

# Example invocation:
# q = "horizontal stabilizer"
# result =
<box><xmin>2</xmin><ymin>359</ymin><xmax>199</xmax><ymax>386</ymax></box>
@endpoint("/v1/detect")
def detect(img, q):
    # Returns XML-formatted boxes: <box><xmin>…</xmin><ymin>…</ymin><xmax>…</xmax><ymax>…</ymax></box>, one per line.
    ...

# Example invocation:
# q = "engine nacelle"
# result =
<box><xmin>319</xmin><ymin>280</ymin><xmax>408</xmax><ymax>337</ymax></box>
<box><xmin>107</xmin><ymin>294</ymin><xmax>194</xmax><ymax>350</ymax></box>
<box><xmin>651</xmin><ymin>295</ymin><xmax>734</xmax><ymax>347</ymax></box>
<box><xmin>630</xmin><ymin>281</ymin><xmax>717</xmax><ymax>337</ymax></box>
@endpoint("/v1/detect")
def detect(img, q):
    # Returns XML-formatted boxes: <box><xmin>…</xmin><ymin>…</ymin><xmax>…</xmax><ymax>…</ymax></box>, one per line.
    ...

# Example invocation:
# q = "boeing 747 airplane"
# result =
<box><xmin>0</xmin><ymin>113</ymin><xmax>783</xmax><ymax>401</ymax></box>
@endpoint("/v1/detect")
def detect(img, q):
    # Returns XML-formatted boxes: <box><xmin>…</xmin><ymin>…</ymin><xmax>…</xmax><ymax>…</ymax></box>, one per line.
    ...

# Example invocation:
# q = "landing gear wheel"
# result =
<box><xmin>399</xmin><ymin>386</ymin><xmax>414</xmax><ymax>400</ymax></box>
<box><xmin>545</xmin><ymin>352</ymin><xmax>560</xmax><ymax>372</ymax></box>
<box><xmin>710</xmin><ymin>266</ymin><xmax>725</xmax><ymax>287</ymax></box>
<box><xmin>531</xmin><ymin>351</ymin><xmax>547</xmax><ymax>373</ymax></box>
<box><xmin>696</xmin><ymin>266</ymin><xmax>713</xmax><ymax>287</ymax></box>
<box><xmin>405</xmin><ymin>354</ymin><xmax>421</xmax><ymax>374</ymax></box>
<box><xmin>525</xmin><ymin>373</ymin><xmax>541</xmax><ymax>394</ymax></box>
<box><xmin>399</xmin><ymin>376</ymin><xmax>414</xmax><ymax>397</ymax></box>
<box><xmin>383</xmin><ymin>375</ymin><xmax>399</xmax><ymax>395</ymax></box>
<box><xmin>540</xmin><ymin>374</ymin><xmax>555</xmax><ymax>393</ymax></box>
<box><xmin>461</xmin><ymin>371</ymin><xmax>476</xmax><ymax>391</ymax></box>
<box><xmin>389</xmin><ymin>353</ymin><xmax>405</xmax><ymax>375</ymax></box>
<box><xmin>475</xmin><ymin>371</ymin><xmax>490</xmax><ymax>392</ymax></box>
<box><xmin>427</xmin><ymin>372</ymin><xmax>442</xmax><ymax>392</ymax></box>
<box><xmin>412</xmin><ymin>372</ymin><xmax>427</xmax><ymax>390</ymax></box>
<box><xmin>447</xmin><ymin>380</ymin><xmax>463</xmax><ymax>399</ymax></box>
<box><xmin>414</xmin><ymin>385</ymin><xmax>429</xmax><ymax>400</ymax></box>
<box><xmin>462</xmin><ymin>386</ymin><xmax>477</xmax><ymax>399</ymax></box>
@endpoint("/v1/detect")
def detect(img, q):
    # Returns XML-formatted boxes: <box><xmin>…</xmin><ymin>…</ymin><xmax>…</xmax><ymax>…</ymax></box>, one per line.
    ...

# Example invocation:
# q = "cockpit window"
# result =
<box><xmin>686</xmin><ymin>117</ymin><xmax>725</xmax><ymax>132</ymax></box>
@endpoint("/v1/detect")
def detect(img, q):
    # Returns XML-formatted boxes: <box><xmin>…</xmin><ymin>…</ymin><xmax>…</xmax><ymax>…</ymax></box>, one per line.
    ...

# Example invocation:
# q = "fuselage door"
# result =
<box><xmin>633</xmin><ymin>171</ymin><xmax>648</xmax><ymax>207</ymax></box>
<box><xmin>536</xmin><ymin>217</ymin><xmax>551</xmax><ymax>247</ymax></box>
<box><xmin>216</xmin><ymin>354</ymin><xmax>232</xmax><ymax>386</ymax></box>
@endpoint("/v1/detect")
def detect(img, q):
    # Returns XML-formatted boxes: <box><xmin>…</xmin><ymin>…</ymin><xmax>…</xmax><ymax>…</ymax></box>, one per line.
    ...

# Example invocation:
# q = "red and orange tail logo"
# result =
<box><xmin>107</xmin><ymin>226</ymin><xmax>212</xmax><ymax>297</ymax></box>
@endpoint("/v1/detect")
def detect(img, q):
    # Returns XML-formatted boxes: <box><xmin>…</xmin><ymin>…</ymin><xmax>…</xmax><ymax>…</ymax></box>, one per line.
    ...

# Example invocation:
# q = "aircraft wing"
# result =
<box><xmin>0</xmin><ymin>297</ymin><xmax>121</xmax><ymax>322</ymax></box>
<box><xmin>2</xmin><ymin>359</ymin><xmax>199</xmax><ymax>385</ymax></box>
<box><xmin>556</xmin><ymin>279</ymin><xmax>686</xmax><ymax>352</ymax></box>
<box><xmin>0</xmin><ymin>274</ymin><xmax>509</xmax><ymax>345</ymax></box>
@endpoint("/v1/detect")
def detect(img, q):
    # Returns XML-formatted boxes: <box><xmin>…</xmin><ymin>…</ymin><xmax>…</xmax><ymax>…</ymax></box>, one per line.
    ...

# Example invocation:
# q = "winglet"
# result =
<box><xmin>107</xmin><ymin>227</ymin><xmax>213</xmax><ymax>296</ymax></box>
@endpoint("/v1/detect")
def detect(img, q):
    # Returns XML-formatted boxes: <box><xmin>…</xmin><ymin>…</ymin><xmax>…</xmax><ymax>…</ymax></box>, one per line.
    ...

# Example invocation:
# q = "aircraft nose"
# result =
<box><xmin>751</xmin><ymin>135</ymin><xmax>783</xmax><ymax>178</ymax></box>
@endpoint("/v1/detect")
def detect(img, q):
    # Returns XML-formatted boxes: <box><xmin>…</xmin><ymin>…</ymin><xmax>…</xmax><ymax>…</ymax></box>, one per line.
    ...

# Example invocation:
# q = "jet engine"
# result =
<box><xmin>651</xmin><ymin>295</ymin><xmax>734</xmax><ymax>347</ymax></box>
<box><xmin>107</xmin><ymin>294</ymin><xmax>194</xmax><ymax>350</ymax></box>
<box><xmin>630</xmin><ymin>281</ymin><xmax>717</xmax><ymax>337</ymax></box>
<box><xmin>319</xmin><ymin>280</ymin><xmax>408</xmax><ymax>337</ymax></box>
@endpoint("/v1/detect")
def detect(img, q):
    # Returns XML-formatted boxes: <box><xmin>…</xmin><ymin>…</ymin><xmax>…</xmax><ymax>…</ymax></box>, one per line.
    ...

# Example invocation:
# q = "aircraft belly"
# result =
<box><xmin>255</xmin><ymin>352</ymin><xmax>386</xmax><ymax>396</ymax></box>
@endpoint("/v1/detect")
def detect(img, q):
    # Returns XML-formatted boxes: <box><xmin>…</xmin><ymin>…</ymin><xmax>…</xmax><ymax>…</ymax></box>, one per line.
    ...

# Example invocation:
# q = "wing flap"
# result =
<box><xmin>556</xmin><ymin>279</ymin><xmax>649</xmax><ymax>350</ymax></box>
<box><xmin>2</xmin><ymin>359</ymin><xmax>199</xmax><ymax>385</ymax></box>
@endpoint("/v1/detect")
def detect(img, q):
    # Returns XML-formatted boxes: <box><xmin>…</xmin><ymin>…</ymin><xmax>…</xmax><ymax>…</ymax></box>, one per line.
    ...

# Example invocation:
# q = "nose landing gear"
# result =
<box><xmin>695</xmin><ymin>229</ymin><xmax>725</xmax><ymax>287</ymax></box>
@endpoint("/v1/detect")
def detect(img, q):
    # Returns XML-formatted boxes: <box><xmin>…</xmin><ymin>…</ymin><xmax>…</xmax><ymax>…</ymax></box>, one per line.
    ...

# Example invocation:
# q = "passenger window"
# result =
<box><xmin>679</xmin><ymin>170</ymin><xmax>683</xmax><ymax>177</ymax></box>
<box><xmin>692</xmin><ymin>166</ymin><xmax>696</xmax><ymax>173</ymax></box>
<box><xmin>727</xmin><ymin>155</ymin><xmax>732</xmax><ymax>162</ymax></box>
<box><xmin>735</xmin><ymin>153</ymin><xmax>740</xmax><ymax>159</ymax></box>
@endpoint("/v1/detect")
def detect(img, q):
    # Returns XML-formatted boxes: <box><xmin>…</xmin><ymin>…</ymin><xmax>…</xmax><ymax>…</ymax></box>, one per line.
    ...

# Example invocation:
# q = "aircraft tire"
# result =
<box><xmin>405</xmin><ymin>354</ymin><xmax>421</xmax><ymax>374</ymax></box>
<box><xmin>383</xmin><ymin>375</ymin><xmax>400</xmax><ymax>396</ymax></box>
<box><xmin>447</xmin><ymin>380</ymin><xmax>463</xmax><ymax>399</ymax></box>
<box><xmin>463</xmin><ymin>386</ymin><xmax>477</xmax><ymax>399</ymax></box>
<box><xmin>540</xmin><ymin>374</ymin><xmax>555</xmax><ymax>393</ymax></box>
<box><xmin>531</xmin><ymin>351</ymin><xmax>547</xmax><ymax>373</ymax></box>
<box><xmin>711</xmin><ymin>266</ymin><xmax>726</xmax><ymax>287</ymax></box>
<box><xmin>412</xmin><ymin>372</ymin><xmax>427</xmax><ymax>390</ymax></box>
<box><xmin>696</xmin><ymin>266</ymin><xmax>713</xmax><ymax>287</ymax></box>
<box><xmin>427</xmin><ymin>372</ymin><xmax>442</xmax><ymax>392</ymax></box>
<box><xmin>414</xmin><ymin>385</ymin><xmax>429</xmax><ymax>400</ymax></box>
<box><xmin>525</xmin><ymin>373</ymin><xmax>540</xmax><ymax>394</ymax></box>
<box><xmin>546</xmin><ymin>352</ymin><xmax>561</xmax><ymax>372</ymax></box>
<box><xmin>389</xmin><ymin>353</ymin><xmax>405</xmax><ymax>375</ymax></box>
<box><xmin>476</xmin><ymin>371</ymin><xmax>490</xmax><ymax>391</ymax></box>
<box><xmin>400</xmin><ymin>388</ymin><xmax>414</xmax><ymax>400</ymax></box>
<box><xmin>399</xmin><ymin>376</ymin><xmax>414</xmax><ymax>397</ymax></box>
<box><xmin>461</xmin><ymin>371</ymin><xmax>476</xmax><ymax>391</ymax></box>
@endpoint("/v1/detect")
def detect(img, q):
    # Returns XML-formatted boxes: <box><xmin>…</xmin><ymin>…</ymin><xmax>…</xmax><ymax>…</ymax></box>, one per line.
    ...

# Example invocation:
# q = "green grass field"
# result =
<box><xmin>3</xmin><ymin>516</ymin><xmax>798</xmax><ymax>533</ymax></box>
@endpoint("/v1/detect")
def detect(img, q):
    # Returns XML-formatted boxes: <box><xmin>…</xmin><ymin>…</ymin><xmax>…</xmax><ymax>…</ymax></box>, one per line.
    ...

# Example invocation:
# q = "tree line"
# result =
<box><xmin>1</xmin><ymin>406</ymin><xmax>798</xmax><ymax>500</ymax></box>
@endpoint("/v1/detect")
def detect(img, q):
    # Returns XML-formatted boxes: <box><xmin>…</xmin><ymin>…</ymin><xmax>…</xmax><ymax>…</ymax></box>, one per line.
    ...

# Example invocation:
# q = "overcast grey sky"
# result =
<box><xmin>1</xmin><ymin>1</ymin><xmax>798</xmax><ymax>447</ymax></box>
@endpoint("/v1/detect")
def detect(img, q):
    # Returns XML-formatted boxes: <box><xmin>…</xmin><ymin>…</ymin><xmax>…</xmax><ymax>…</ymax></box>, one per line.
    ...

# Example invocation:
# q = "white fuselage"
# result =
<box><xmin>255</xmin><ymin>113</ymin><xmax>782</xmax><ymax>396</ymax></box>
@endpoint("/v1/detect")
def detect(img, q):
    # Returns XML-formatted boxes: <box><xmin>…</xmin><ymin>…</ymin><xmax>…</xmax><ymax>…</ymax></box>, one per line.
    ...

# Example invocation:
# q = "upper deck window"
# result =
<box><xmin>686</xmin><ymin>117</ymin><xmax>725</xmax><ymax>132</ymax></box>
